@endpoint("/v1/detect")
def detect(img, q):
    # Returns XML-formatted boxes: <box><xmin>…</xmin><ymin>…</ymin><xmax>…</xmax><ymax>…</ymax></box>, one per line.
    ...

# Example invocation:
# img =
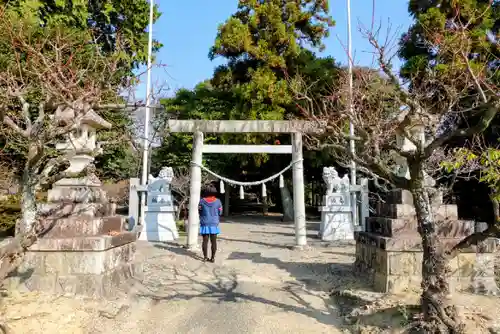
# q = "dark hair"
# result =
<box><xmin>201</xmin><ymin>184</ymin><xmax>218</xmax><ymax>197</ymax></box>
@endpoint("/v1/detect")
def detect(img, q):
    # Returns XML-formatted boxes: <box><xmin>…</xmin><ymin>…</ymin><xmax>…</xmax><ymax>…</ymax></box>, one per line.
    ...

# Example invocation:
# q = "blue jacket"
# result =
<box><xmin>199</xmin><ymin>197</ymin><xmax>222</xmax><ymax>227</ymax></box>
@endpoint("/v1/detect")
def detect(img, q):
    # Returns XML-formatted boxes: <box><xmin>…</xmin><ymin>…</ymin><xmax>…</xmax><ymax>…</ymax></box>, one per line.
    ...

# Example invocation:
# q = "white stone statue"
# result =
<box><xmin>323</xmin><ymin>167</ymin><xmax>337</xmax><ymax>195</ymax></box>
<box><xmin>323</xmin><ymin>167</ymin><xmax>350</xmax><ymax>194</ymax></box>
<box><xmin>158</xmin><ymin>167</ymin><xmax>174</xmax><ymax>183</ymax></box>
<box><xmin>149</xmin><ymin>167</ymin><xmax>174</xmax><ymax>184</ymax></box>
<box><xmin>142</xmin><ymin>166</ymin><xmax>178</xmax><ymax>242</ymax></box>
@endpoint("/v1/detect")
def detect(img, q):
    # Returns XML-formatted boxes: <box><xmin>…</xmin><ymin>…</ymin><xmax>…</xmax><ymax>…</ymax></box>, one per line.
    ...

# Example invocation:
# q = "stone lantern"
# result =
<box><xmin>47</xmin><ymin>108</ymin><xmax>112</xmax><ymax>203</ymax></box>
<box><xmin>10</xmin><ymin>107</ymin><xmax>141</xmax><ymax>297</ymax></box>
<box><xmin>394</xmin><ymin>123</ymin><xmax>425</xmax><ymax>180</ymax></box>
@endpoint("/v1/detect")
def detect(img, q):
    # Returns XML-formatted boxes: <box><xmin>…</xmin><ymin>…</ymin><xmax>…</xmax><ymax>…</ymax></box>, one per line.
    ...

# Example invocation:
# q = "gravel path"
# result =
<box><xmin>3</xmin><ymin>215</ymin><xmax>357</xmax><ymax>333</ymax></box>
<box><xmin>90</xmin><ymin>215</ymin><xmax>354</xmax><ymax>334</ymax></box>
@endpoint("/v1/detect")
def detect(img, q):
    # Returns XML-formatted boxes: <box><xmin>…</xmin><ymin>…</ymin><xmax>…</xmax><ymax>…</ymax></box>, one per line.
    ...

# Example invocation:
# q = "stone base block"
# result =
<box><xmin>384</xmin><ymin>189</ymin><xmax>443</xmax><ymax>206</ymax></box>
<box><xmin>366</xmin><ymin>217</ymin><xmax>475</xmax><ymax>238</ymax></box>
<box><xmin>355</xmin><ymin>242</ymin><xmax>498</xmax><ymax>294</ymax></box>
<box><xmin>377</xmin><ymin>203</ymin><xmax>458</xmax><ymax>220</ymax></box>
<box><xmin>6</xmin><ymin>242</ymin><xmax>142</xmax><ymax>298</ymax></box>
<box><xmin>43</xmin><ymin>216</ymin><xmax>124</xmax><ymax>238</ymax></box>
<box><xmin>8</xmin><ymin>262</ymin><xmax>143</xmax><ymax>298</ymax></box>
<box><xmin>20</xmin><ymin>242</ymin><xmax>137</xmax><ymax>275</ymax></box>
<box><xmin>139</xmin><ymin>211</ymin><xmax>179</xmax><ymax>242</ymax></box>
<box><xmin>319</xmin><ymin>210</ymin><xmax>353</xmax><ymax>241</ymax></box>
<box><xmin>355</xmin><ymin>231</ymin><xmax>497</xmax><ymax>252</ymax></box>
<box><xmin>38</xmin><ymin>202</ymin><xmax>116</xmax><ymax>219</ymax></box>
<box><xmin>372</xmin><ymin>274</ymin><xmax>499</xmax><ymax>295</ymax></box>
<box><xmin>48</xmin><ymin>186</ymin><xmax>107</xmax><ymax>204</ymax></box>
<box><xmin>30</xmin><ymin>232</ymin><xmax>137</xmax><ymax>252</ymax></box>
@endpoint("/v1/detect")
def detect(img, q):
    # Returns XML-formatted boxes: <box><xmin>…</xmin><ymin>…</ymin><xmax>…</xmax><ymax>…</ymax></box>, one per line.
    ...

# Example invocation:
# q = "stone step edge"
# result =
<box><xmin>376</xmin><ymin>203</ymin><xmax>458</xmax><ymax>219</ymax></box>
<box><xmin>354</xmin><ymin>231</ymin><xmax>497</xmax><ymax>253</ymax></box>
<box><xmin>29</xmin><ymin>231</ymin><xmax>138</xmax><ymax>252</ymax></box>
<box><xmin>365</xmin><ymin>217</ymin><xmax>476</xmax><ymax>237</ymax></box>
<box><xmin>42</xmin><ymin>216</ymin><xmax>125</xmax><ymax>238</ymax></box>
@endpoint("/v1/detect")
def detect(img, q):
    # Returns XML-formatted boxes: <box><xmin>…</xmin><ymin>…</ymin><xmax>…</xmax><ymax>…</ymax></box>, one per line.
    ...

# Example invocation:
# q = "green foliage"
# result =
<box><xmin>0</xmin><ymin>192</ymin><xmax>47</xmax><ymax>236</ymax></box>
<box><xmin>0</xmin><ymin>0</ymin><xmax>161</xmax><ymax>182</ymax></box>
<box><xmin>0</xmin><ymin>195</ymin><xmax>20</xmax><ymax>235</ymax></box>
<box><xmin>152</xmin><ymin>85</ymin><xmax>233</xmax><ymax>173</ymax></box>
<box><xmin>176</xmin><ymin>220</ymin><xmax>186</xmax><ymax>233</ymax></box>
<box><xmin>400</xmin><ymin>0</ymin><xmax>499</xmax><ymax>81</ymax></box>
<box><xmin>441</xmin><ymin>146</ymin><xmax>500</xmax><ymax>200</ymax></box>
<box><xmin>402</xmin><ymin>0</ymin><xmax>499</xmax><ymax>197</ymax></box>
<box><xmin>94</xmin><ymin>108</ymin><xmax>140</xmax><ymax>181</ymax></box>
<box><xmin>210</xmin><ymin>0</ymin><xmax>335</xmax><ymax>120</ymax></box>
<box><xmin>1</xmin><ymin>0</ymin><xmax>162</xmax><ymax>73</ymax></box>
<box><xmin>210</xmin><ymin>0</ymin><xmax>333</xmax><ymax>62</ymax></box>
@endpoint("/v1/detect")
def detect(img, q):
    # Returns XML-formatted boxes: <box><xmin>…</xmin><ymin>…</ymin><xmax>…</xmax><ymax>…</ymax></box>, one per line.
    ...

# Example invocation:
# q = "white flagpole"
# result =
<box><xmin>140</xmin><ymin>0</ymin><xmax>155</xmax><ymax>225</ymax></box>
<box><xmin>347</xmin><ymin>0</ymin><xmax>358</xmax><ymax>229</ymax></box>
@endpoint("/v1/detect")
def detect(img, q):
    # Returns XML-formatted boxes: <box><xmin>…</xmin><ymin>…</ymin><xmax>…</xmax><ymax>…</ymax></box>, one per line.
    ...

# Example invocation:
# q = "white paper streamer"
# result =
<box><xmin>220</xmin><ymin>180</ymin><xmax>225</xmax><ymax>194</ymax></box>
<box><xmin>239</xmin><ymin>185</ymin><xmax>244</xmax><ymax>199</ymax></box>
<box><xmin>279</xmin><ymin>175</ymin><xmax>284</xmax><ymax>188</ymax></box>
<box><xmin>262</xmin><ymin>183</ymin><xmax>267</xmax><ymax>197</ymax></box>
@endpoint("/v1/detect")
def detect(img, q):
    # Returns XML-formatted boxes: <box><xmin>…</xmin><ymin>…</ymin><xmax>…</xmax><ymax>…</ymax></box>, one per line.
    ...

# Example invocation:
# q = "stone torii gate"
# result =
<box><xmin>166</xmin><ymin>120</ymin><xmax>323</xmax><ymax>249</ymax></box>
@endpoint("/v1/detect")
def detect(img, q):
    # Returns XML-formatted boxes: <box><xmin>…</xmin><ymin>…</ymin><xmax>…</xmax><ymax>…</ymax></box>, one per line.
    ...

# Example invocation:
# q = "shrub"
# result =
<box><xmin>0</xmin><ymin>192</ymin><xmax>47</xmax><ymax>237</ymax></box>
<box><xmin>0</xmin><ymin>195</ymin><xmax>20</xmax><ymax>237</ymax></box>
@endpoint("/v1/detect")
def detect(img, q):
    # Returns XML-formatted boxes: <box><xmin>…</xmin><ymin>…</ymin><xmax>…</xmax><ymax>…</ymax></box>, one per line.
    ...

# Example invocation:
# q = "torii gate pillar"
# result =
<box><xmin>292</xmin><ymin>132</ymin><xmax>307</xmax><ymax>247</ymax></box>
<box><xmin>186</xmin><ymin>131</ymin><xmax>203</xmax><ymax>249</ymax></box>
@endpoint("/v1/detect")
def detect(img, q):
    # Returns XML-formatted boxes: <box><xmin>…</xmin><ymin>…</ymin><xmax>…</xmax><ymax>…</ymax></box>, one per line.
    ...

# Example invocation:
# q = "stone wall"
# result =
<box><xmin>355</xmin><ymin>189</ymin><xmax>498</xmax><ymax>294</ymax></box>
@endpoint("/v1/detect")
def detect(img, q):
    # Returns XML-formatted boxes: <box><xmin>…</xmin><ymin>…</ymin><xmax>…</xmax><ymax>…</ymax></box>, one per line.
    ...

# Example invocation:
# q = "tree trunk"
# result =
<box><xmin>18</xmin><ymin>168</ymin><xmax>37</xmax><ymax>235</ymax></box>
<box><xmin>411</xmin><ymin>186</ymin><xmax>465</xmax><ymax>333</ymax></box>
<box><xmin>176</xmin><ymin>199</ymin><xmax>187</xmax><ymax>221</ymax></box>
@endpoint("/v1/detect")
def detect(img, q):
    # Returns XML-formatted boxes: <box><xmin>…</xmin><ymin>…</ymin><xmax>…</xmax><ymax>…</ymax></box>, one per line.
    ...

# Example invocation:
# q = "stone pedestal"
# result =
<box><xmin>139</xmin><ymin>167</ymin><xmax>179</xmax><ymax>242</ymax></box>
<box><xmin>319</xmin><ymin>192</ymin><xmax>353</xmax><ymax>241</ymax></box>
<box><xmin>355</xmin><ymin>189</ymin><xmax>498</xmax><ymax>294</ymax></box>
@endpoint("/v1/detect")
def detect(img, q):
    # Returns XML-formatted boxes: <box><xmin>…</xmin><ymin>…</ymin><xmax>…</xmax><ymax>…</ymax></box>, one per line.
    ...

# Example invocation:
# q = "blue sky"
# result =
<box><xmin>136</xmin><ymin>0</ymin><xmax>413</xmax><ymax>99</ymax></box>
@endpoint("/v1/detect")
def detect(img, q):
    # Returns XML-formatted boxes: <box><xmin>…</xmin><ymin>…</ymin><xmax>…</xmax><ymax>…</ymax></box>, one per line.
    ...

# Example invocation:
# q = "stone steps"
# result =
<box><xmin>30</xmin><ymin>231</ymin><xmax>137</xmax><ymax>251</ymax></box>
<box><xmin>38</xmin><ymin>202</ymin><xmax>116</xmax><ymax>219</ymax></box>
<box><xmin>382</xmin><ymin>189</ymin><xmax>443</xmax><ymax>206</ymax></box>
<box><xmin>365</xmin><ymin>217</ymin><xmax>475</xmax><ymax>238</ymax></box>
<box><xmin>376</xmin><ymin>203</ymin><xmax>458</xmax><ymax>220</ymax></box>
<box><xmin>354</xmin><ymin>231</ymin><xmax>497</xmax><ymax>252</ymax></box>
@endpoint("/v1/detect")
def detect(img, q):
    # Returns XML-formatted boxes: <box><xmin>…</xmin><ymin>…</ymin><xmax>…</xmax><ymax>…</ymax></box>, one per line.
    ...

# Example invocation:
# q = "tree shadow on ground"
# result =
<box><xmin>133</xmin><ymin>260</ymin><xmax>343</xmax><ymax>328</ymax></box>
<box><xmin>251</xmin><ymin>231</ymin><xmax>357</xmax><ymax>250</ymax></box>
<box><xmin>253</xmin><ymin>230</ymin><xmax>320</xmax><ymax>239</ymax></box>
<box><xmin>217</xmin><ymin>237</ymin><xmax>292</xmax><ymax>249</ymax></box>
<box><xmin>226</xmin><ymin>251</ymin><xmax>369</xmax><ymax>292</ymax></box>
<box><xmin>148</xmin><ymin>243</ymin><xmax>429</xmax><ymax>333</ymax></box>
<box><xmin>226</xmin><ymin>216</ymin><xmax>322</xmax><ymax>231</ymax></box>
<box><xmin>153</xmin><ymin>242</ymin><xmax>204</xmax><ymax>261</ymax></box>
<box><xmin>146</xmin><ymin>242</ymin><xmax>389</xmax><ymax>331</ymax></box>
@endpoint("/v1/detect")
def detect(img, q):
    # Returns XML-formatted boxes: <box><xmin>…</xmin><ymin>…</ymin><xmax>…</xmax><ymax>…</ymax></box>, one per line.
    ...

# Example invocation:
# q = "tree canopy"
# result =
<box><xmin>209</xmin><ymin>0</ymin><xmax>335</xmax><ymax>120</ymax></box>
<box><xmin>0</xmin><ymin>0</ymin><xmax>162</xmax><ymax>181</ymax></box>
<box><xmin>399</xmin><ymin>0</ymin><xmax>500</xmax><ymax>223</ymax></box>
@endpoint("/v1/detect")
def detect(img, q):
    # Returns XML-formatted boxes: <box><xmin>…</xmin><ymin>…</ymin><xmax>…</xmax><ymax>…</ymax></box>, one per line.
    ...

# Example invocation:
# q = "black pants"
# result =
<box><xmin>201</xmin><ymin>234</ymin><xmax>217</xmax><ymax>260</ymax></box>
